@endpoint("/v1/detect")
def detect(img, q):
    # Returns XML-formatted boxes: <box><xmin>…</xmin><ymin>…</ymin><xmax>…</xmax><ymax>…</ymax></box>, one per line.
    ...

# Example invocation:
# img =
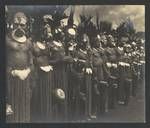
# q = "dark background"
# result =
<box><xmin>0</xmin><ymin>0</ymin><xmax>150</xmax><ymax>128</ymax></box>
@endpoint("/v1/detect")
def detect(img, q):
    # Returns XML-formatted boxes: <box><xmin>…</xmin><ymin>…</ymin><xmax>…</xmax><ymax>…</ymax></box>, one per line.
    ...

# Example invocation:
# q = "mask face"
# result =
<box><xmin>80</xmin><ymin>34</ymin><xmax>89</xmax><ymax>49</ymax></box>
<box><xmin>12</xmin><ymin>14</ymin><xmax>27</xmax><ymax>37</ymax></box>
<box><xmin>13</xmin><ymin>16</ymin><xmax>27</xmax><ymax>29</ymax></box>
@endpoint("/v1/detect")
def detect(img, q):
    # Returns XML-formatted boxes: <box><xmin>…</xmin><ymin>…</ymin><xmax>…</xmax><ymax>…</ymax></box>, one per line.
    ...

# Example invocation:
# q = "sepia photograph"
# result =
<box><xmin>5</xmin><ymin>5</ymin><xmax>145</xmax><ymax>123</ymax></box>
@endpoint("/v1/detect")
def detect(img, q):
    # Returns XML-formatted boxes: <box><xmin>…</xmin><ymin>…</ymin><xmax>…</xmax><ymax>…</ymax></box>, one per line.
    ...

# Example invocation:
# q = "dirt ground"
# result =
<box><xmin>91</xmin><ymin>80</ymin><xmax>145</xmax><ymax>123</ymax></box>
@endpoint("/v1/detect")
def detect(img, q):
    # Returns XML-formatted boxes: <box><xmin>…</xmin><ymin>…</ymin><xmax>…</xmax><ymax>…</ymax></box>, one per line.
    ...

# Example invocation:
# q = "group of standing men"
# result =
<box><xmin>6</xmin><ymin>10</ymin><xmax>145</xmax><ymax>122</ymax></box>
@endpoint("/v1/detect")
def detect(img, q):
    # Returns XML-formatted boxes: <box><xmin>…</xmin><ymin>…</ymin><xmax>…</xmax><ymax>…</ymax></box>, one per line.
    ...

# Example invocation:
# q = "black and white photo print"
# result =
<box><xmin>5</xmin><ymin>5</ymin><xmax>145</xmax><ymax>123</ymax></box>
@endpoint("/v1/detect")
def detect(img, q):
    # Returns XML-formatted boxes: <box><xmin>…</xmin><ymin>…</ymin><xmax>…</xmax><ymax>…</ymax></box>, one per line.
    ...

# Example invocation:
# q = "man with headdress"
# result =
<box><xmin>138</xmin><ymin>39</ymin><xmax>145</xmax><ymax>82</ymax></box>
<box><xmin>122</xmin><ymin>43</ymin><xmax>133</xmax><ymax>105</ymax></box>
<box><xmin>49</xmin><ymin>37</ymin><xmax>73</xmax><ymax>121</ymax></box>
<box><xmin>135</xmin><ymin>39</ymin><xmax>145</xmax><ymax>82</ymax></box>
<box><xmin>115</xmin><ymin>37</ymin><xmax>125</xmax><ymax>104</ymax></box>
<box><xmin>47</xmin><ymin>11</ymin><xmax>74</xmax><ymax>121</ymax></box>
<box><xmin>91</xmin><ymin>33</ymin><xmax>117</xmax><ymax>114</ymax></box>
<box><xmin>6</xmin><ymin>12</ymin><xmax>33</xmax><ymax>122</ymax></box>
<box><xmin>104</xmin><ymin>34</ymin><xmax>119</xmax><ymax>109</ymax></box>
<box><xmin>73</xmin><ymin>33</ymin><xmax>93</xmax><ymax>120</ymax></box>
<box><xmin>65</xmin><ymin>26</ymin><xmax>80</xmax><ymax>120</ymax></box>
<box><xmin>90</xmin><ymin>33</ymin><xmax>111</xmax><ymax>117</ymax></box>
<box><xmin>131</xmin><ymin>39</ymin><xmax>145</xmax><ymax>97</ymax></box>
<box><xmin>64</xmin><ymin>22</ymin><xmax>80</xmax><ymax>120</ymax></box>
<box><xmin>116</xmin><ymin>36</ymin><xmax>132</xmax><ymax>105</ymax></box>
<box><xmin>51</xmin><ymin>10</ymin><xmax>68</xmax><ymax>42</ymax></box>
<box><xmin>31</xmin><ymin>14</ymin><xmax>54</xmax><ymax>122</ymax></box>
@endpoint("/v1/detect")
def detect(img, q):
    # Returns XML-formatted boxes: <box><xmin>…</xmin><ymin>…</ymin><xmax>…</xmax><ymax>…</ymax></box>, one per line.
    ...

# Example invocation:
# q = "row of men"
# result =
<box><xmin>6</xmin><ymin>12</ymin><xmax>145</xmax><ymax>122</ymax></box>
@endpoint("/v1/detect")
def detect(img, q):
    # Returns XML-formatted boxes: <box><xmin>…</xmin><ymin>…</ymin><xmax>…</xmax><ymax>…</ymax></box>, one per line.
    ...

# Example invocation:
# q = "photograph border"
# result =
<box><xmin>0</xmin><ymin>0</ymin><xmax>150</xmax><ymax>127</ymax></box>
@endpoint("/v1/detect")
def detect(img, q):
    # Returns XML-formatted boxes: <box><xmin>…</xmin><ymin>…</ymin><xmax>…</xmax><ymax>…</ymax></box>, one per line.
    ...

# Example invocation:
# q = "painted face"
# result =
<box><xmin>54</xmin><ymin>28</ymin><xmax>65</xmax><ymax>41</ymax></box>
<box><xmin>107</xmin><ymin>35</ymin><xmax>116</xmax><ymax>47</ymax></box>
<box><xmin>79</xmin><ymin>34</ymin><xmax>89</xmax><ymax>49</ymax></box>
<box><xmin>94</xmin><ymin>35</ymin><xmax>102</xmax><ymax>48</ymax></box>
<box><xmin>101</xmin><ymin>35</ymin><xmax>107</xmax><ymax>47</ymax></box>
<box><xmin>43</xmin><ymin>24</ymin><xmax>52</xmax><ymax>39</ymax></box>
<box><xmin>13</xmin><ymin>12</ymin><xmax>27</xmax><ymax>30</ymax></box>
<box><xmin>12</xmin><ymin>12</ymin><xmax>28</xmax><ymax>38</ymax></box>
<box><xmin>42</xmin><ymin>15</ymin><xmax>54</xmax><ymax>40</ymax></box>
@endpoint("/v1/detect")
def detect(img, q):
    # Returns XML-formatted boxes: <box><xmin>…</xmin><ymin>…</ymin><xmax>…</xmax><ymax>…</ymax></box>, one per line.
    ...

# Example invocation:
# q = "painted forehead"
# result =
<box><xmin>14</xmin><ymin>12</ymin><xmax>27</xmax><ymax>24</ymax></box>
<box><xmin>14</xmin><ymin>17</ymin><xmax>27</xmax><ymax>25</ymax></box>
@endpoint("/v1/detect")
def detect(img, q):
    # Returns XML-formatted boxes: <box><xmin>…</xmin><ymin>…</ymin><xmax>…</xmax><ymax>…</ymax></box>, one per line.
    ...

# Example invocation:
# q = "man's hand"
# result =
<box><xmin>15</xmin><ymin>68</ymin><xmax>31</xmax><ymax>80</ymax></box>
<box><xmin>6</xmin><ymin>104</ymin><xmax>13</xmax><ymax>116</ymax></box>
<box><xmin>73</xmin><ymin>58</ymin><xmax>78</xmax><ymax>62</ymax></box>
<box><xmin>40</xmin><ymin>65</ymin><xmax>53</xmax><ymax>72</ymax></box>
<box><xmin>106</xmin><ymin>62</ymin><xmax>111</xmax><ymax>68</ymax></box>
<box><xmin>85</xmin><ymin>68</ymin><xmax>92</xmax><ymax>74</ymax></box>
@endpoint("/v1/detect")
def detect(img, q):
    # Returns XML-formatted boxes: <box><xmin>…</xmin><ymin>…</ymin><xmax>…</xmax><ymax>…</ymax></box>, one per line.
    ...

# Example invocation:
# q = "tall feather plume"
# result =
<box><xmin>67</xmin><ymin>6</ymin><xmax>75</xmax><ymax>27</ymax></box>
